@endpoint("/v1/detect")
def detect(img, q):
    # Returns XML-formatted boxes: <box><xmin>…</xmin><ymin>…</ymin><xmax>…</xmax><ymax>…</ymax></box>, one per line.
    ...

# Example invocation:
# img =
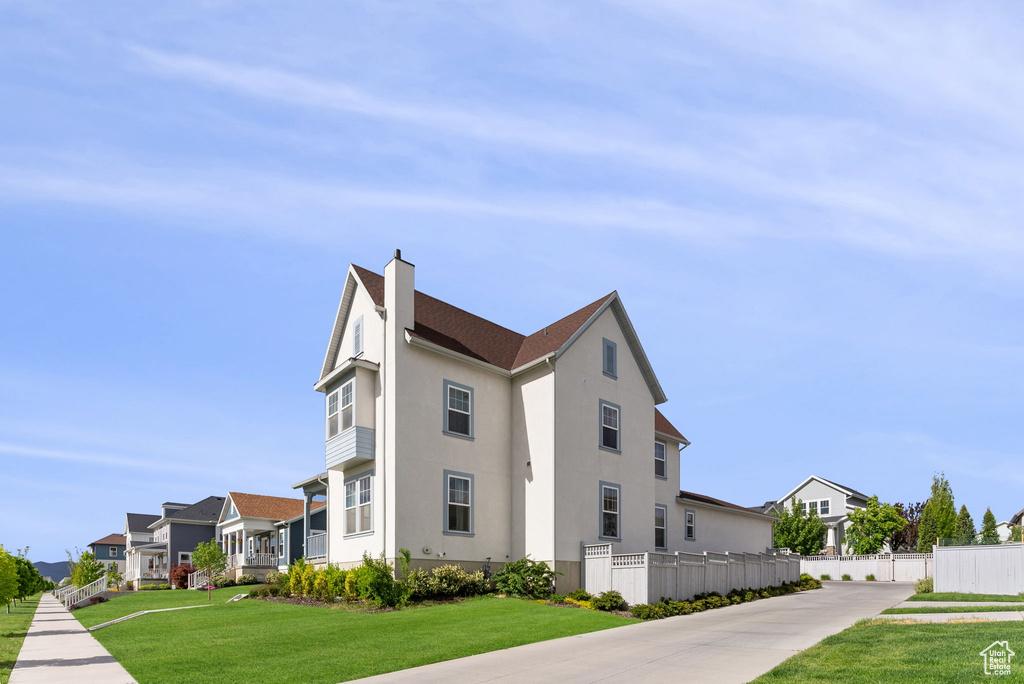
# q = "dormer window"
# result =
<box><xmin>327</xmin><ymin>379</ymin><xmax>354</xmax><ymax>439</ymax></box>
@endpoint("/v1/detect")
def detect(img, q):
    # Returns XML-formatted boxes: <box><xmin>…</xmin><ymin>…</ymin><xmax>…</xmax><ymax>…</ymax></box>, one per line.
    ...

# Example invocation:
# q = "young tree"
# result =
<box><xmin>917</xmin><ymin>473</ymin><xmax>956</xmax><ymax>552</ymax></box>
<box><xmin>890</xmin><ymin>502</ymin><xmax>924</xmax><ymax>552</ymax></box>
<box><xmin>1010</xmin><ymin>524</ymin><xmax>1024</xmax><ymax>543</ymax></box>
<box><xmin>772</xmin><ymin>497</ymin><xmax>827</xmax><ymax>556</ymax></box>
<box><xmin>69</xmin><ymin>549</ymin><xmax>106</xmax><ymax>588</ymax></box>
<box><xmin>191</xmin><ymin>539</ymin><xmax>227</xmax><ymax>600</ymax></box>
<box><xmin>954</xmin><ymin>505</ymin><xmax>976</xmax><ymax>543</ymax></box>
<box><xmin>980</xmin><ymin>508</ymin><xmax>1001</xmax><ymax>545</ymax></box>
<box><xmin>106</xmin><ymin>563</ymin><xmax>124</xmax><ymax>589</ymax></box>
<box><xmin>844</xmin><ymin>496</ymin><xmax>907</xmax><ymax>554</ymax></box>
<box><xmin>0</xmin><ymin>545</ymin><xmax>18</xmax><ymax>614</ymax></box>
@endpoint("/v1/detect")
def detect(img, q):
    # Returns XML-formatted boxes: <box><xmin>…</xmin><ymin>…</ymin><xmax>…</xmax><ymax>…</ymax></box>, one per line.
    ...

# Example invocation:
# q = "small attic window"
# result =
<box><xmin>602</xmin><ymin>338</ymin><xmax>617</xmax><ymax>378</ymax></box>
<box><xmin>353</xmin><ymin>316</ymin><xmax>364</xmax><ymax>357</ymax></box>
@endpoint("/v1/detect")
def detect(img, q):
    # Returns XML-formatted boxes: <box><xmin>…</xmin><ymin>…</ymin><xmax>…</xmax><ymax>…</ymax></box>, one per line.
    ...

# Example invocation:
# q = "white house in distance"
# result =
<box><xmin>300</xmin><ymin>251</ymin><xmax>773</xmax><ymax>591</ymax></box>
<box><xmin>766</xmin><ymin>475</ymin><xmax>870</xmax><ymax>555</ymax></box>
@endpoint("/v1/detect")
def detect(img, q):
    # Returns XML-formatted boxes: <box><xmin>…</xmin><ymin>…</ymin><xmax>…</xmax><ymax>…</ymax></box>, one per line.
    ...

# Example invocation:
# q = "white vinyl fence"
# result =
<box><xmin>934</xmin><ymin>544</ymin><xmax>1024</xmax><ymax>595</ymax></box>
<box><xmin>801</xmin><ymin>553</ymin><xmax>932</xmax><ymax>581</ymax></box>
<box><xmin>582</xmin><ymin>544</ymin><xmax>803</xmax><ymax>606</ymax></box>
<box><xmin>57</xmin><ymin>575</ymin><xmax>108</xmax><ymax>608</ymax></box>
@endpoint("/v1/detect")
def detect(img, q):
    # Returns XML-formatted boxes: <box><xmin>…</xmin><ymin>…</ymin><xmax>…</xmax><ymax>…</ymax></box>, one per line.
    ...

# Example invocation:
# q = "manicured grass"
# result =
<box><xmin>1</xmin><ymin>594</ymin><xmax>41</xmax><ymax>684</ymax></box>
<box><xmin>74</xmin><ymin>586</ymin><xmax>254</xmax><ymax>627</ymax></box>
<box><xmin>752</xmin><ymin>619</ymin><xmax>1024</xmax><ymax>683</ymax></box>
<box><xmin>908</xmin><ymin>592</ymin><xmax>1024</xmax><ymax>602</ymax></box>
<box><xmin>882</xmin><ymin>605</ymin><xmax>1024</xmax><ymax>614</ymax></box>
<box><xmin>75</xmin><ymin>593</ymin><xmax>634</xmax><ymax>683</ymax></box>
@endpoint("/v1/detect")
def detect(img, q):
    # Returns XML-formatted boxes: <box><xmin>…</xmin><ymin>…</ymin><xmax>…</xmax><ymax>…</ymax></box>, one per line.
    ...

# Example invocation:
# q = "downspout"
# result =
<box><xmin>377</xmin><ymin>303</ymin><xmax>388</xmax><ymax>564</ymax></box>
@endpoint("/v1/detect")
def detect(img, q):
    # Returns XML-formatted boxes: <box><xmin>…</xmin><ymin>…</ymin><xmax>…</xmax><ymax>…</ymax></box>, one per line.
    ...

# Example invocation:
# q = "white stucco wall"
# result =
<box><xmin>670</xmin><ymin>501</ymin><xmax>774</xmax><ymax>554</ymax></box>
<box><xmin>511</xmin><ymin>364</ymin><xmax>556</xmax><ymax>563</ymax></box>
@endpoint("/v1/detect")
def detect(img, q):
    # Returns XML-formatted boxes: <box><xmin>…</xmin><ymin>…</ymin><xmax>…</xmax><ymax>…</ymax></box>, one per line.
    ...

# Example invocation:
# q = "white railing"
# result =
<box><xmin>187</xmin><ymin>570</ymin><xmax>210</xmax><ymax>590</ymax></box>
<box><xmin>306</xmin><ymin>533</ymin><xmax>327</xmax><ymax>559</ymax></box>
<box><xmin>61</xmin><ymin>575</ymin><xmax>108</xmax><ymax>607</ymax></box>
<box><xmin>54</xmin><ymin>585</ymin><xmax>75</xmax><ymax>602</ymax></box>
<box><xmin>245</xmin><ymin>553</ymin><xmax>277</xmax><ymax>567</ymax></box>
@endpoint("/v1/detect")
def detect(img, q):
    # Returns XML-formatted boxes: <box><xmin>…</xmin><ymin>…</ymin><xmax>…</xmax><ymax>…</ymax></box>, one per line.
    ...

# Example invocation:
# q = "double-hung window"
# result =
<box><xmin>655</xmin><ymin>505</ymin><xmax>667</xmax><ymax>549</ymax></box>
<box><xmin>444</xmin><ymin>380</ymin><xmax>473</xmax><ymax>439</ymax></box>
<box><xmin>444</xmin><ymin>470</ymin><xmax>474</xmax><ymax>535</ymax></box>
<box><xmin>600</xmin><ymin>482</ymin><xmax>621</xmax><ymax>540</ymax></box>
<box><xmin>654</xmin><ymin>441</ymin><xmax>667</xmax><ymax>479</ymax></box>
<box><xmin>819</xmin><ymin>499</ymin><xmax>830</xmax><ymax>515</ymax></box>
<box><xmin>345</xmin><ymin>472</ymin><xmax>372</xmax><ymax>535</ymax></box>
<box><xmin>327</xmin><ymin>379</ymin><xmax>355</xmax><ymax>439</ymax></box>
<box><xmin>599</xmin><ymin>400</ymin><xmax>621</xmax><ymax>452</ymax></box>
<box><xmin>808</xmin><ymin>501</ymin><xmax>818</xmax><ymax>516</ymax></box>
<box><xmin>685</xmin><ymin>509</ymin><xmax>696</xmax><ymax>541</ymax></box>
<box><xmin>278</xmin><ymin>530</ymin><xmax>286</xmax><ymax>558</ymax></box>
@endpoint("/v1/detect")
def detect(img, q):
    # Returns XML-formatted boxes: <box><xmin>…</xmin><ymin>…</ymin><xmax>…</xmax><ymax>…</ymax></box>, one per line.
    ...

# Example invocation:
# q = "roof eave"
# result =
<box><xmin>676</xmin><ymin>495</ymin><xmax>777</xmax><ymax>521</ymax></box>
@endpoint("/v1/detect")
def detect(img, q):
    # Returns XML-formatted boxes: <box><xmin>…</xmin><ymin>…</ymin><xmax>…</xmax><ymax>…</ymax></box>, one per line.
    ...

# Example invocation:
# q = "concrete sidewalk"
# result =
<box><xmin>10</xmin><ymin>593</ymin><xmax>136</xmax><ymax>684</ymax></box>
<box><xmin>877</xmin><ymin>611</ymin><xmax>1024</xmax><ymax>622</ymax></box>
<box><xmin>894</xmin><ymin>600</ymin><xmax>1024</xmax><ymax>608</ymax></box>
<box><xmin>356</xmin><ymin>581</ymin><xmax>914</xmax><ymax>684</ymax></box>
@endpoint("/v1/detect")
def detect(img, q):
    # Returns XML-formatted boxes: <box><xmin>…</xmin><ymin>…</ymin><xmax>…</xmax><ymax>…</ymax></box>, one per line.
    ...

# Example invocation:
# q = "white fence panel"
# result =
<box><xmin>705</xmin><ymin>553</ymin><xmax>729</xmax><ymax>595</ymax></box>
<box><xmin>934</xmin><ymin>545</ymin><xmax>1024</xmax><ymax>595</ymax></box>
<box><xmin>801</xmin><ymin>553</ymin><xmax>932</xmax><ymax>582</ymax></box>
<box><xmin>611</xmin><ymin>553</ymin><xmax>648</xmax><ymax>606</ymax></box>
<box><xmin>678</xmin><ymin>553</ymin><xmax>706</xmax><ymax>599</ymax></box>
<box><xmin>726</xmin><ymin>554</ymin><xmax>745</xmax><ymax>591</ymax></box>
<box><xmin>648</xmin><ymin>553</ymin><xmax>678</xmax><ymax>603</ymax></box>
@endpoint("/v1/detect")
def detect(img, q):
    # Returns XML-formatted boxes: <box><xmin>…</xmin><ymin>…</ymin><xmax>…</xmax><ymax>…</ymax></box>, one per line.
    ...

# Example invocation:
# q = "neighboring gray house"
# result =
<box><xmin>765</xmin><ymin>476</ymin><xmax>869</xmax><ymax>555</ymax></box>
<box><xmin>124</xmin><ymin>497</ymin><xmax>224</xmax><ymax>585</ymax></box>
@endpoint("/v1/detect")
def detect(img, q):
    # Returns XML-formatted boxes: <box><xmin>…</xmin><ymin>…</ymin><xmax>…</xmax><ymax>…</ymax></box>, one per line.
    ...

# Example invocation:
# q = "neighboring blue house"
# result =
<box><xmin>88</xmin><ymin>533</ymin><xmax>127</xmax><ymax>575</ymax></box>
<box><xmin>124</xmin><ymin>496</ymin><xmax>224</xmax><ymax>585</ymax></box>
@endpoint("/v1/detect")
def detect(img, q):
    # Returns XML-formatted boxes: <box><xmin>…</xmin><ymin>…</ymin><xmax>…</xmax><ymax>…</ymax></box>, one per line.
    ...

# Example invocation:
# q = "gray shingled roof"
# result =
<box><xmin>167</xmin><ymin>496</ymin><xmax>225</xmax><ymax>523</ymax></box>
<box><xmin>818</xmin><ymin>477</ymin><xmax>869</xmax><ymax>501</ymax></box>
<box><xmin>126</xmin><ymin>513</ymin><xmax>160</xmax><ymax>532</ymax></box>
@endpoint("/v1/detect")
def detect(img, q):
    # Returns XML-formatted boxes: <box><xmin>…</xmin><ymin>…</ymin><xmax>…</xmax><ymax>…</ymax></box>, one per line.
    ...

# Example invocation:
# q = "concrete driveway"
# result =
<box><xmin>356</xmin><ymin>581</ymin><xmax>914</xmax><ymax>684</ymax></box>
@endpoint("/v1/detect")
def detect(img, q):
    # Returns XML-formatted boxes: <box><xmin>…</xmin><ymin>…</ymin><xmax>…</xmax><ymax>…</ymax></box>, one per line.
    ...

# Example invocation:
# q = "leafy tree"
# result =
<box><xmin>844</xmin><ymin>496</ymin><xmax>907</xmax><ymax>554</ymax></box>
<box><xmin>1010</xmin><ymin>524</ymin><xmax>1023</xmax><ymax>543</ymax></box>
<box><xmin>890</xmin><ymin>502</ymin><xmax>924</xmax><ymax>551</ymax></box>
<box><xmin>0</xmin><ymin>546</ymin><xmax>18</xmax><ymax>614</ymax></box>
<box><xmin>980</xmin><ymin>508</ymin><xmax>1000</xmax><ymax>545</ymax></box>
<box><xmin>954</xmin><ymin>505</ymin><xmax>976</xmax><ymax>543</ymax></box>
<box><xmin>68</xmin><ymin>549</ymin><xmax>106</xmax><ymax>588</ymax></box>
<box><xmin>772</xmin><ymin>498</ymin><xmax>827</xmax><ymax>556</ymax></box>
<box><xmin>917</xmin><ymin>473</ymin><xmax>956</xmax><ymax>552</ymax></box>
<box><xmin>192</xmin><ymin>539</ymin><xmax>227</xmax><ymax>600</ymax></box>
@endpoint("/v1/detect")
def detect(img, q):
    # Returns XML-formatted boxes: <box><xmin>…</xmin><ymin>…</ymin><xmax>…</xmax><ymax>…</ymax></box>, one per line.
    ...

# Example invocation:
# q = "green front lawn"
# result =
<box><xmin>908</xmin><ymin>592</ymin><xmax>1024</xmax><ymax>602</ymax></box>
<box><xmin>1</xmin><ymin>594</ymin><xmax>40</xmax><ymax>684</ymax></box>
<box><xmin>882</xmin><ymin>605</ymin><xmax>1024</xmax><ymax>614</ymax></box>
<box><xmin>75</xmin><ymin>592</ymin><xmax>633</xmax><ymax>683</ymax></box>
<box><xmin>752</xmin><ymin>619</ymin><xmax>1024</xmax><ymax>683</ymax></box>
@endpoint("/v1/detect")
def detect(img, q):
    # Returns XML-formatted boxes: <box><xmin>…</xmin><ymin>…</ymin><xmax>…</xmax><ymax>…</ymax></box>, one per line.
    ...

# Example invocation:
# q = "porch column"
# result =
<box><xmin>240</xmin><ymin>530</ymin><xmax>246</xmax><ymax>563</ymax></box>
<box><xmin>825</xmin><ymin>525</ymin><xmax>837</xmax><ymax>556</ymax></box>
<box><xmin>303</xmin><ymin>493</ymin><xmax>312</xmax><ymax>558</ymax></box>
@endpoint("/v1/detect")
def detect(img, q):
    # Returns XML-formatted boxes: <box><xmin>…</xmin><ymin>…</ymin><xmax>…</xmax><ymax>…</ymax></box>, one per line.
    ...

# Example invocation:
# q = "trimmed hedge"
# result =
<box><xmin>629</xmin><ymin>575</ymin><xmax>822</xmax><ymax>620</ymax></box>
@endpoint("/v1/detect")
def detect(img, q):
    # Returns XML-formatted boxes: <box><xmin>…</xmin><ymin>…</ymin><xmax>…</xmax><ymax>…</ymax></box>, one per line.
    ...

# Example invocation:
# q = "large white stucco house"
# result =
<box><xmin>302</xmin><ymin>251</ymin><xmax>773</xmax><ymax>591</ymax></box>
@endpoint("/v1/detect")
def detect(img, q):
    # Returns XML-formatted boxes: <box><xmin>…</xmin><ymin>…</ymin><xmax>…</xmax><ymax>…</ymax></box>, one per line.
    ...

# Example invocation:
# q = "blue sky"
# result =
<box><xmin>2</xmin><ymin>1</ymin><xmax>1023</xmax><ymax>562</ymax></box>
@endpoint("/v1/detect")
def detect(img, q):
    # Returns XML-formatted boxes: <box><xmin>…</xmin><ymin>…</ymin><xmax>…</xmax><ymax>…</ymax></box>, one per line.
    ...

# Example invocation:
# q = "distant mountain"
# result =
<box><xmin>33</xmin><ymin>561</ymin><xmax>70</xmax><ymax>582</ymax></box>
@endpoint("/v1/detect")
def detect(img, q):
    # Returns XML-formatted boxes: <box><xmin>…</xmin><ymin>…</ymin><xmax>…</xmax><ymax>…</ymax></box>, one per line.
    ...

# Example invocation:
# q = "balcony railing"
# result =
<box><xmin>306</xmin><ymin>533</ymin><xmax>327</xmax><ymax>559</ymax></box>
<box><xmin>227</xmin><ymin>553</ymin><xmax>279</xmax><ymax>569</ymax></box>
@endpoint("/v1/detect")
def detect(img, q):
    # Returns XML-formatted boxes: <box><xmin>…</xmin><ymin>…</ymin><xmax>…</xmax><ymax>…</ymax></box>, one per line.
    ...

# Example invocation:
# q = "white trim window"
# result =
<box><xmin>654</xmin><ymin>441</ymin><xmax>666</xmax><ymax>478</ymax></box>
<box><xmin>446</xmin><ymin>383</ymin><xmax>472</xmax><ymax>438</ymax></box>
<box><xmin>278</xmin><ymin>529</ymin><xmax>286</xmax><ymax>558</ymax></box>
<box><xmin>685</xmin><ymin>509</ymin><xmax>696</xmax><ymax>541</ymax></box>
<box><xmin>178</xmin><ymin>551</ymin><xmax>192</xmax><ymax>564</ymax></box>
<box><xmin>654</xmin><ymin>505</ymin><xmax>667</xmax><ymax>549</ymax></box>
<box><xmin>109</xmin><ymin>546</ymin><xmax>118</xmax><ymax>557</ymax></box>
<box><xmin>326</xmin><ymin>379</ymin><xmax>355</xmax><ymax>439</ymax></box>
<box><xmin>808</xmin><ymin>500</ymin><xmax>818</xmax><ymax>516</ymax></box>
<box><xmin>345</xmin><ymin>473</ymin><xmax>372</xmax><ymax>535</ymax></box>
<box><xmin>819</xmin><ymin>499</ymin><xmax>831</xmax><ymax>515</ymax></box>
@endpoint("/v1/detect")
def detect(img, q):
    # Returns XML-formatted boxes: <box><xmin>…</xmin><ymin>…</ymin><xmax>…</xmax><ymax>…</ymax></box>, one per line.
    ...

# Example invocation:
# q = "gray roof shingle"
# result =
<box><xmin>126</xmin><ymin>513</ymin><xmax>160</xmax><ymax>532</ymax></box>
<box><xmin>167</xmin><ymin>496</ymin><xmax>225</xmax><ymax>523</ymax></box>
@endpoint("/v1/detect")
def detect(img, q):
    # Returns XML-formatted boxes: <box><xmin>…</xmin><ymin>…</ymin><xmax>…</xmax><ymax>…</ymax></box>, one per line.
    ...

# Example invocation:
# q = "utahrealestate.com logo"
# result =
<box><xmin>980</xmin><ymin>641</ymin><xmax>1015</xmax><ymax>676</ymax></box>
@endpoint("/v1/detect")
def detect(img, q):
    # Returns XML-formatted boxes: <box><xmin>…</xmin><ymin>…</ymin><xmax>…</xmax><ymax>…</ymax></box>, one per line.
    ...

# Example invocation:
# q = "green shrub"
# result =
<box><xmin>139</xmin><ymin>584</ymin><xmax>171</xmax><ymax>591</ymax></box>
<box><xmin>302</xmin><ymin>565</ymin><xmax>316</xmax><ymax>596</ymax></box>
<box><xmin>567</xmin><ymin>588</ymin><xmax>593</xmax><ymax>601</ymax></box>
<box><xmin>593</xmin><ymin>590</ymin><xmax>628</xmax><ymax>612</ymax></box>
<box><xmin>820</xmin><ymin>574</ymin><xmax>831</xmax><ymax>580</ymax></box>
<box><xmin>250</xmin><ymin>584</ymin><xmax>281</xmax><ymax>598</ymax></box>
<box><xmin>492</xmin><ymin>557</ymin><xmax>560</xmax><ymax>598</ymax></box>
<box><xmin>565</xmin><ymin>597</ymin><xmax>595</xmax><ymax>609</ymax></box>
<box><xmin>865</xmin><ymin>574</ymin><xmax>876</xmax><ymax>582</ymax></box>
<box><xmin>343</xmin><ymin>571</ymin><xmax>358</xmax><ymax>602</ymax></box>
<box><xmin>799</xmin><ymin>575</ymin><xmax>822</xmax><ymax>590</ymax></box>
<box><xmin>264</xmin><ymin>571</ymin><xmax>286</xmax><ymax>588</ymax></box>
<box><xmin>237</xmin><ymin>574</ymin><xmax>259</xmax><ymax>586</ymax></box>
<box><xmin>631</xmin><ymin>603</ymin><xmax>667</xmax><ymax>619</ymax></box>
<box><xmin>914</xmin><ymin>576</ymin><xmax>933</xmax><ymax>594</ymax></box>
<box><xmin>549</xmin><ymin>593</ymin><xmax>567</xmax><ymax>604</ymax></box>
<box><xmin>357</xmin><ymin>553</ymin><xmax>408</xmax><ymax>608</ymax></box>
<box><xmin>289</xmin><ymin>559</ymin><xmax>307</xmax><ymax>596</ymax></box>
<box><xmin>841</xmin><ymin>574</ymin><xmax>852</xmax><ymax>581</ymax></box>
<box><xmin>213</xmin><ymin>576</ymin><xmax>236</xmax><ymax>588</ymax></box>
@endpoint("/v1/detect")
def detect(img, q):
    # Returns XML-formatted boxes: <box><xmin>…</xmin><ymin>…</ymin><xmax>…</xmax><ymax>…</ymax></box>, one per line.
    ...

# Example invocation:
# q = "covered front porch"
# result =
<box><xmin>125</xmin><ymin>542</ymin><xmax>169</xmax><ymax>585</ymax></box>
<box><xmin>221</xmin><ymin>523</ymin><xmax>282</xmax><ymax>581</ymax></box>
<box><xmin>293</xmin><ymin>473</ymin><xmax>329</xmax><ymax>565</ymax></box>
